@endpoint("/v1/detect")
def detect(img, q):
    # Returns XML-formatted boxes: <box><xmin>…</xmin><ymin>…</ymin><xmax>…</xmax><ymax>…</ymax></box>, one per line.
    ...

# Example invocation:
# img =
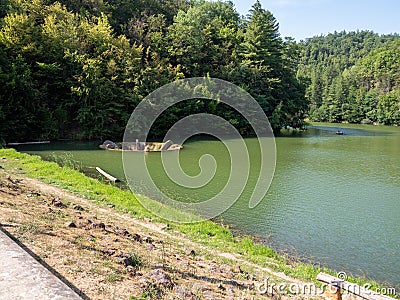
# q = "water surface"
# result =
<box><xmin>16</xmin><ymin>124</ymin><xmax>400</xmax><ymax>288</ymax></box>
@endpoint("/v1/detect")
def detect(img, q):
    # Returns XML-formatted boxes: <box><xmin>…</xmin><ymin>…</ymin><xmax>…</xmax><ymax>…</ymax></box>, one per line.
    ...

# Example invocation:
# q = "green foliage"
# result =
<box><xmin>298</xmin><ymin>31</ymin><xmax>400</xmax><ymax>125</ymax></box>
<box><xmin>0</xmin><ymin>0</ymin><xmax>309</xmax><ymax>142</ymax></box>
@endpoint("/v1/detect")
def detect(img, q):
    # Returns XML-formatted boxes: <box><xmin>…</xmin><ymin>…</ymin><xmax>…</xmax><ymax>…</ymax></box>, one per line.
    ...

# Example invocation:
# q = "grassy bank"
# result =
<box><xmin>0</xmin><ymin>148</ymin><xmax>394</xmax><ymax>296</ymax></box>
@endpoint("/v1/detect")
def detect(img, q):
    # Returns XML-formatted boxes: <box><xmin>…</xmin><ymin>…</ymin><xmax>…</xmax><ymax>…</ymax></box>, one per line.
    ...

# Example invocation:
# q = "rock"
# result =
<box><xmin>73</xmin><ymin>204</ymin><xmax>85</xmax><ymax>211</ymax></box>
<box><xmin>146</xmin><ymin>243</ymin><xmax>155</xmax><ymax>251</ymax></box>
<box><xmin>160</xmin><ymin>223</ymin><xmax>169</xmax><ymax>230</ymax></box>
<box><xmin>246</xmin><ymin>273</ymin><xmax>254</xmax><ymax>281</ymax></box>
<box><xmin>192</xmin><ymin>283</ymin><xmax>211</xmax><ymax>292</ymax></box>
<box><xmin>126</xmin><ymin>266</ymin><xmax>135</xmax><ymax>273</ymax></box>
<box><xmin>6</xmin><ymin>175</ymin><xmax>23</xmax><ymax>184</ymax></box>
<box><xmin>139</xmin><ymin>277</ymin><xmax>151</xmax><ymax>286</ymax></box>
<box><xmin>142</xmin><ymin>236</ymin><xmax>153</xmax><ymax>243</ymax></box>
<box><xmin>100</xmin><ymin>140</ymin><xmax>119</xmax><ymax>150</ymax></box>
<box><xmin>174</xmin><ymin>286</ymin><xmax>196</xmax><ymax>300</ymax></box>
<box><xmin>114</xmin><ymin>227</ymin><xmax>131</xmax><ymax>236</ymax></box>
<box><xmin>217</xmin><ymin>283</ymin><xmax>225</xmax><ymax>290</ymax></box>
<box><xmin>94</xmin><ymin>222</ymin><xmax>106</xmax><ymax>229</ymax></box>
<box><xmin>150</xmin><ymin>269</ymin><xmax>173</xmax><ymax>287</ymax></box>
<box><xmin>131</xmin><ymin>233</ymin><xmax>142</xmax><ymax>242</ymax></box>
<box><xmin>51</xmin><ymin>197</ymin><xmax>67</xmax><ymax>208</ymax></box>
<box><xmin>202</xmin><ymin>291</ymin><xmax>214</xmax><ymax>299</ymax></box>
<box><xmin>102</xmin><ymin>248</ymin><xmax>116</xmax><ymax>256</ymax></box>
<box><xmin>65</xmin><ymin>221</ymin><xmax>77</xmax><ymax>228</ymax></box>
<box><xmin>232</xmin><ymin>265</ymin><xmax>242</xmax><ymax>274</ymax></box>
<box><xmin>186</xmin><ymin>249</ymin><xmax>196</xmax><ymax>256</ymax></box>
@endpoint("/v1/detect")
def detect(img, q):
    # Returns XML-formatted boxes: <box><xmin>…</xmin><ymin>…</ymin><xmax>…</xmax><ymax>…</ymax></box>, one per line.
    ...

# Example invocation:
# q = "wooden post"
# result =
<box><xmin>317</xmin><ymin>272</ymin><xmax>394</xmax><ymax>300</ymax></box>
<box><xmin>323</xmin><ymin>281</ymin><xmax>342</xmax><ymax>300</ymax></box>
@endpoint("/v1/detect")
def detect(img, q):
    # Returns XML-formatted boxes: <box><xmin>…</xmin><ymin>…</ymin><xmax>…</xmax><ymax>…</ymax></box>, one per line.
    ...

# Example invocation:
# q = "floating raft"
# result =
<box><xmin>99</xmin><ymin>140</ymin><xmax>182</xmax><ymax>152</ymax></box>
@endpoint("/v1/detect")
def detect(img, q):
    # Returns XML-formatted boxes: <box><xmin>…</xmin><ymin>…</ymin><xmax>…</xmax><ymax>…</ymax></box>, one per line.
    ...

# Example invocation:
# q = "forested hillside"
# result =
<box><xmin>297</xmin><ymin>31</ymin><xmax>400</xmax><ymax>125</ymax></box>
<box><xmin>0</xmin><ymin>0</ymin><xmax>307</xmax><ymax>142</ymax></box>
<box><xmin>1</xmin><ymin>1</ymin><xmax>399</xmax><ymax>144</ymax></box>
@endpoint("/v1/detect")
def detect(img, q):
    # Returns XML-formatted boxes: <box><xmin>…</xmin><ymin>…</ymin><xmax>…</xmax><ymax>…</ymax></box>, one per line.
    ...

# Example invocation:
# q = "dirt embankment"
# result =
<box><xmin>0</xmin><ymin>160</ymin><xmax>318</xmax><ymax>299</ymax></box>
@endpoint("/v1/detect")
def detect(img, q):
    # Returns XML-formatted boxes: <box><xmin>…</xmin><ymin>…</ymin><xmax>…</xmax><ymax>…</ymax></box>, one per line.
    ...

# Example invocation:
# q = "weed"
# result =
<box><xmin>124</xmin><ymin>253</ymin><xmax>142</xmax><ymax>269</ymax></box>
<box><xmin>106</xmin><ymin>273</ymin><xmax>123</xmax><ymax>283</ymax></box>
<box><xmin>140</xmin><ymin>283</ymin><xmax>164</xmax><ymax>299</ymax></box>
<box><xmin>17</xmin><ymin>222</ymin><xmax>40</xmax><ymax>235</ymax></box>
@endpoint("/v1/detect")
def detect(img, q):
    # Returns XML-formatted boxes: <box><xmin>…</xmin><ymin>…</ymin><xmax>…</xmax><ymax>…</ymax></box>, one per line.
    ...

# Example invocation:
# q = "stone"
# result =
<box><xmin>100</xmin><ymin>140</ymin><xmax>119</xmax><ymax>150</ymax></box>
<box><xmin>146</xmin><ymin>243</ymin><xmax>155</xmax><ymax>251</ymax></box>
<box><xmin>174</xmin><ymin>286</ymin><xmax>197</xmax><ymax>300</ymax></box>
<box><xmin>73</xmin><ymin>204</ymin><xmax>84</xmax><ymax>211</ymax></box>
<box><xmin>233</xmin><ymin>265</ymin><xmax>243</xmax><ymax>273</ymax></box>
<box><xmin>186</xmin><ymin>249</ymin><xmax>196</xmax><ymax>256</ymax></box>
<box><xmin>114</xmin><ymin>227</ymin><xmax>131</xmax><ymax>236</ymax></box>
<box><xmin>131</xmin><ymin>233</ymin><xmax>142</xmax><ymax>242</ymax></box>
<box><xmin>65</xmin><ymin>221</ymin><xmax>77</xmax><ymax>228</ymax></box>
<box><xmin>102</xmin><ymin>248</ymin><xmax>116</xmax><ymax>256</ymax></box>
<box><xmin>150</xmin><ymin>269</ymin><xmax>173</xmax><ymax>287</ymax></box>
<box><xmin>51</xmin><ymin>198</ymin><xmax>66</xmax><ymax>208</ymax></box>
<box><xmin>94</xmin><ymin>222</ymin><xmax>106</xmax><ymax>229</ymax></box>
<box><xmin>142</xmin><ymin>236</ymin><xmax>153</xmax><ymax>243</ymax></box>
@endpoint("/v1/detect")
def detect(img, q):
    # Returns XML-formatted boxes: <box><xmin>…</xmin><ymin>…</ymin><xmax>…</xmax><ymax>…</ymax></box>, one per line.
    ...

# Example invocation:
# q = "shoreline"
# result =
<box><xmin>0</xmin><ymin>148</ymin><xmax>397</xmax><ymax>299</ymax></box>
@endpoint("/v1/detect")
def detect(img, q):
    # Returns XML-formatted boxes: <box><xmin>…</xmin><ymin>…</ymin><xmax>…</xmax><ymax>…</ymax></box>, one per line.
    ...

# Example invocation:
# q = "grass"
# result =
<box><xmin>0</xmin><ymin>148</ymin><xmax>397</xmax><ymax>298</ymax></box>
<box><xmin>106</xmin><ymin>273</ymin><xmax>124</xmax><ymax>283</ymax></box>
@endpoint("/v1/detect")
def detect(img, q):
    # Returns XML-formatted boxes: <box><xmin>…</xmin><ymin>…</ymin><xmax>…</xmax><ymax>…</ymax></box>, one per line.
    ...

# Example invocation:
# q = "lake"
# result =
<box><xmin>15</xmin><ymin>124</ymin><xmax>400</xmax><ymax>288</ymax></box>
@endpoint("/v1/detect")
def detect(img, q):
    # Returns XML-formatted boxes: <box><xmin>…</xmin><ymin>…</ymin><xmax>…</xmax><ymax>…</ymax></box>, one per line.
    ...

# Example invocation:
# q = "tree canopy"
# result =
<box><xmin>297</xmin><ymin>31</ymin><xmax>400</xmax><ymax>125</ymax></box>
<box><xmin>0</xmin><ymin>1</ymin><xmax>398</xmax><ymax>143</ymax></box>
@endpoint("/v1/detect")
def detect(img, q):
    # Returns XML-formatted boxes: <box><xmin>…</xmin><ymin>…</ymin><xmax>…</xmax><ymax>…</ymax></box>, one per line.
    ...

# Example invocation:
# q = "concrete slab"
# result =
<box><xmin>0</xmin><ymin>228</ymin><xmax>83</xmax><ymax>300</ymax></box>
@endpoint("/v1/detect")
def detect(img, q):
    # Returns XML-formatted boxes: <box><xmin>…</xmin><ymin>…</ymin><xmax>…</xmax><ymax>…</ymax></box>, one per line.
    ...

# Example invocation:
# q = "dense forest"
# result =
<box><xmin>0</xmin><ymin>0</ymin><xmax>307</xmax><ymax>142</ymax></box>
<box><xmin>0</xmin><ymin>0</ymin><xmax>399</xmax><ymax>143</ymax></box>
<box><xmin>298</xmin><ymin>31</ymin><xmax>400</xmax><ymax>125</ymax></box>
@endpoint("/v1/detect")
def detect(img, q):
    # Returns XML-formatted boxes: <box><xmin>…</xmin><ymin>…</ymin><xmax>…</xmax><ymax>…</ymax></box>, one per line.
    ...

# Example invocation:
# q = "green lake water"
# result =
<box><xmin>16</xmin><ymin>124</ymin><xmax>400</xmax><ymax>288</ymax></box>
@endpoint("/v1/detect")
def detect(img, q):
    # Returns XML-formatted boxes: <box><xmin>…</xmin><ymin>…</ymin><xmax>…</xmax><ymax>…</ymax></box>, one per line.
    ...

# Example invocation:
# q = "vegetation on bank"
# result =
<box><xmin>1</xmin><ymin>147</ymin><xmax>396</xmax><ymax>297</ymax></box>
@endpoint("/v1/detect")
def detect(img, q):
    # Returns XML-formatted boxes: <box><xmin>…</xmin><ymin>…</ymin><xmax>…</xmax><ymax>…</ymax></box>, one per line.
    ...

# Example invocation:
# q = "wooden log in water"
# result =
<box><xmin>95</xmin><ymin>167</ymin><xmax>119</xmax><ymax>183</ymax></box>
<box><xmin>7</xmin><ymin>141</ymin><xmax>50</xmax><ymax>146</ymax></box>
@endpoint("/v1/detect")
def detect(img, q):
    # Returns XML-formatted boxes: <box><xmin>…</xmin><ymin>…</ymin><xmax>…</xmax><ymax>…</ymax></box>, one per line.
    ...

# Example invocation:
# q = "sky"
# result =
<box><xmin>230</xmin><ymin>0</ymin><xmax>400</xmax><ymax>41</ymax></box>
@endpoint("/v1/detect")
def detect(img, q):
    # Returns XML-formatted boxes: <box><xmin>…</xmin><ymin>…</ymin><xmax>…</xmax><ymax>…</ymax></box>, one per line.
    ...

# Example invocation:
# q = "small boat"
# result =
<box><xmin>99</xmin><ymin>140</ymin><xmax>183</xmax><ymax>152</ymax></box>
<box><xmin>335</xmin><ymin>130</ymin><xmax>344</xmax><ymax>135</ymax></box>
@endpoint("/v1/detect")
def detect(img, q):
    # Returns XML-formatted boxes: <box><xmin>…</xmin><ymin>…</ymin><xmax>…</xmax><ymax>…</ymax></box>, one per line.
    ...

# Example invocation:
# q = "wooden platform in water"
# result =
<box><xmin>99</xmin><ymin>140</ymin><xmax>183</xmax><ymax>152</ymax></box>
